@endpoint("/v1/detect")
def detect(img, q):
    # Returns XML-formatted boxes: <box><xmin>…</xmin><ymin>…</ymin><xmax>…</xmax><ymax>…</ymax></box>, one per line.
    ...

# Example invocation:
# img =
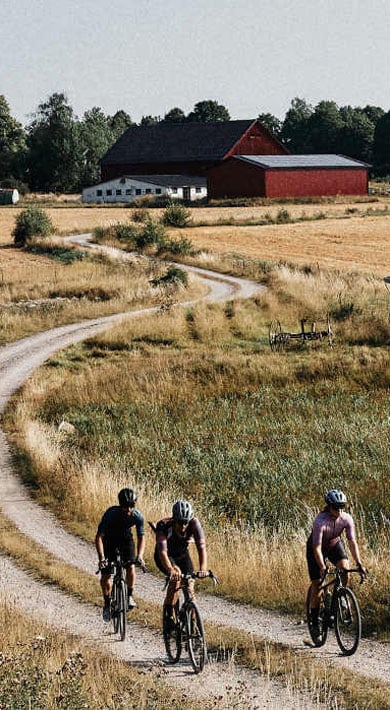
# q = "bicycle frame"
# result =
<box><xmin>307</xmin><ymin>566</ymin><xmax>364</xmax><ymax>656</ymax></box>
<box><xmin>110</xmin><ymin>549</ymin><xmax>127</xmax><ymax>641</ymax></box>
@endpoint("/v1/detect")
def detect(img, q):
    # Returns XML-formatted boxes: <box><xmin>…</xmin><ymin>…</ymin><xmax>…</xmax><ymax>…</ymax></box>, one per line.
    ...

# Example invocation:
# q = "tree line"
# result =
<box><xmin>1</xmin><ymin>93</ymin><xmax>390</xmax><ymax>194</ymax></box>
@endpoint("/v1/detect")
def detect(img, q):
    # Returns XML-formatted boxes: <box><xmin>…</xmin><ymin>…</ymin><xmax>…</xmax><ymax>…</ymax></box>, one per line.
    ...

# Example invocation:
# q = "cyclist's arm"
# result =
<box><xmin>347</xmin><ymin>538</ymin><xmax>364</xmax><ymax>571</ymax></box>
<box><xmin>95</xmin><ymin>530</ymin><xmax>105</xmax><ymax>563</ymax></box>
<box><xmin>136</xmin><ymin>533</ymin><xmax>146</xmax><ymax>561</ymax></box>
<box><xmin>313</xmin><ymin>543</ymin><xmax>326</xmax><ymax>576</ymax></box>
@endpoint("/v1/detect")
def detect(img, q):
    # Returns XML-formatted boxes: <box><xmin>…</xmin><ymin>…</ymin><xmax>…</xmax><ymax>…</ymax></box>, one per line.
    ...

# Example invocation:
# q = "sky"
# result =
<box><xmin>1</xmin><ymin>0</ymin><xmax>390</xmax><ymax>126</ymax></box>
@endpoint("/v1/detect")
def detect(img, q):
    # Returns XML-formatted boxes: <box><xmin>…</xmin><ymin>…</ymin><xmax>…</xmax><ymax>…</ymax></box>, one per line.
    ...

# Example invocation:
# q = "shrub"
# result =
<box><xmin>132</xmin><ymin>208</ymin><xmax>150</xmax><ymax>223</ymax></box>
<box><xmin>161</xmin><ymin>201</ymin><xmax>192</xmax><ymax>227</ymax></box>
<box><xmin>157</xmin><ymin>235</ymin><xmax>196</xmax><ymax>256</ymax></box>
<box><xmin>151</xmin><ymin>265</ymin><xmax>189</xmax><ymax>287</ymax></box>
<box><xmin>12</xmin><ymin>206</ymin><xmax>54</xmax><ymax>246</ymax></box>
<box><xmin>135</xmin><ymin>218</ymin><xmax>166</xmax><ymax>250</ymax></box>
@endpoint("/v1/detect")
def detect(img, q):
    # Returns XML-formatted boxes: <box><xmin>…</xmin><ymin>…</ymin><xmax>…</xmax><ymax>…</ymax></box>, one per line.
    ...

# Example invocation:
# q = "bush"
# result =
<box><xmin>151</xmin><ymin>265</ymin><xmax>188</xmax><ymax>287</ymax></box>
<box><xmin>135</xmin><ymin>218</ymin><xmax>166</xmax><ymax>250</ymax></box>
<box><xmin>161</xmin><ymin>201</ymin><xmax>192</xmax><ymax>227</ymax></box>
<box><xmin>12</xmin><ymin>206</ymin><xmax>54</xmax><ymax>246</ymax></box>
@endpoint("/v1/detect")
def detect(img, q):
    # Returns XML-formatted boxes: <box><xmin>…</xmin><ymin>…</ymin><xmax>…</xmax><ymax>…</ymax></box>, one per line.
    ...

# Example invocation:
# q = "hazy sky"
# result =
<box><xmin>1</xmin><ymin>0</ymin><xmax>389</xmax><ymax>126</ymax></box>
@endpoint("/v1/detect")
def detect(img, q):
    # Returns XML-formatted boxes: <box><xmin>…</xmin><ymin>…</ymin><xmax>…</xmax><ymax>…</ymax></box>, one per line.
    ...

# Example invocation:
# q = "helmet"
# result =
<box><xmin>118</xmin><ymin>488</ymin><xmax>137</xmax><ymax>507</ymax></box>
<box><xmin>325</xmin><ymin>489</ymin><xmax>347</xmax><ymax>509</ymax></box>
<box><xmin>172</xmin><ymin>499</ymin><xmax>193</xmax><ymax>523</ymax></box>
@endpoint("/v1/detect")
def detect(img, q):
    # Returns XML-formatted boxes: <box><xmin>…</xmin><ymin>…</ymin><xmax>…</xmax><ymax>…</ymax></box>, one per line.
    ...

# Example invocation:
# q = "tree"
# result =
<box><xmin>337</xmin><ymin>106</ymin><xmax>375</xmax><ymax>162</ymax></box>
<box><xmin>280</xmin><ymin>97</ymin><xmax>313</xmax><ymax>153</ymax></box>
<box><xmin>78</xmin><ymin>107</ymin><xmax>114</xmax><ymax>187</ymax></box>
<box><xmin>257</xmin><ymin>112</ymin><xmax>282</xmax><ymax>138</ymax></box>
<box><xmin>163</xmin><ymin>107</ymin><xmax>186</xmax><ymax>123</ymax></box>
<box><xmin>140</xmin><ymin>115</ymin><xmax>161</xmax><ymax>125</ymax></box>
<box><xmin>109</xmin><ymin>110</ymin><xmax>133</xmax><ymax>139</ymax></box>
<box><xmin>27</xmin><ymin>92</ymin><xmax>80</xmax><ymax>192</ymax></box>
<box><xmin>187</xmin><ymin>100</ymin><xmax>230</xmax><ymax>123</ymax></box>
<box><xmin>306</xmin><ymin>101</ymin><xmax>344</xmax><ymax>153</ymax></box>
<box><xmin>0</xmin><ymin>95</ymin><xmax>27</xmax><ymax>182</ymax></box>
<box><xmin>373</xmin><ymin>111</ymin><xmax>390</xmax><ymax>174</ymax></box>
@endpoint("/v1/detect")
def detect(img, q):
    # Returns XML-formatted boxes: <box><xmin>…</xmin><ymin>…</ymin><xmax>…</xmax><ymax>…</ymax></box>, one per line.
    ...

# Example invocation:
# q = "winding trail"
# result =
<box><xmin>0</xmin><ymin>238</ymin><xmax>389</xmax><ymax>706</ymax></box>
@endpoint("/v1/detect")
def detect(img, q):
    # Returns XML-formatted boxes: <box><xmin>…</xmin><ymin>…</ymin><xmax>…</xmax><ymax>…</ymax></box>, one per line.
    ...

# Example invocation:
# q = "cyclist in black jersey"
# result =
<box><xmin>96</xmin><ymin>488</ymin><xmax>145</xmax><ymax>622</ymax></box>
<box><xmin>154</xmin><ymin>500</ymin><xmax>208</xmax><ymax>620</ymax></box>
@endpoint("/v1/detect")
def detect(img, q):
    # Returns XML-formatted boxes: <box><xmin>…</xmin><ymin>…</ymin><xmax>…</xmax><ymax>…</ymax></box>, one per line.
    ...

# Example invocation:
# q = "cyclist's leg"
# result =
<box><xmin>306</xmin><ymin>539</ymin><xmax>322</xmax><ymax>609</ymax></box>
<box><xmin>329</xmin><ymin>541</ymin><xmax>349</xmax><ymax>586</ymax></box>
<box><xmin>122</xmin><ymin>538</ymin><xmax>137</xmax><ymax>607</ymax></box>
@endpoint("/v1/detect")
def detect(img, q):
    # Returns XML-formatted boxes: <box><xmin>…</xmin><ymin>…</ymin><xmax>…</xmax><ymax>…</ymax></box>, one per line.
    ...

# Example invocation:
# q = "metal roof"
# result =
<box><xmin>235</xmin><ymin>154</ymin><xmax>371</xmax><ymax>169</ymax></box>
<box><xmin>101</xmin><ymin>120</ymin><xmax>257</xmax><ymax>165</ymax></box>
<box><xmin>123</xmin><ymin>174</ymin><xmax>207</xmax><ymax>187</ymax></box>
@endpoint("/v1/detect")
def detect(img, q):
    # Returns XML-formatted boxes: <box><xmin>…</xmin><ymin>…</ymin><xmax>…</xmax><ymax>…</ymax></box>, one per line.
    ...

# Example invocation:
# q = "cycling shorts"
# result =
<box><xmin>102</xmin><ymin>537</ymin><xmax>136</xmax><ymax>575</ymax></box>
<box><xmin>306</xmin><ymin>538</ymin><xmax>348</xmax><ymax>581</ymax></box>
<box><xmin>154</xmin><ymin>548</ymin><xmax>194</xmax><ymax>576</ymax></box>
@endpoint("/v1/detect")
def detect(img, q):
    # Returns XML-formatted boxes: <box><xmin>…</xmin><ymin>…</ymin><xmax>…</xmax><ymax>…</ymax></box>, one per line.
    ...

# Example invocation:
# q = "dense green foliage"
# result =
<box><xmin>12</xmin><ymin>206</ymin><xmax>54</xmax><ymax>246</ymax></box>
<box><xmin>161</xmin><ymin>201</ymin><xmax>192</xmax><ymax>227</ymax></box>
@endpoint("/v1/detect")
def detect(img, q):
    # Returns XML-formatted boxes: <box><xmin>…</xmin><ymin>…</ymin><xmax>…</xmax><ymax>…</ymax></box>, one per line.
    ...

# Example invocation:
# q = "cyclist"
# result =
<box><xmin>153</xmin><ymin>500</ymin><xmax>208</xmax><ymax>622</ymax></box>
<box><xmin>306</xmin><ymin>488</ymin><xmax>366</xmax><ymax>643</ymax></box>
<box><xmin>96</xmin><ymin>488</ymin><xmax>145</xmax><ymax>622</ymax></box>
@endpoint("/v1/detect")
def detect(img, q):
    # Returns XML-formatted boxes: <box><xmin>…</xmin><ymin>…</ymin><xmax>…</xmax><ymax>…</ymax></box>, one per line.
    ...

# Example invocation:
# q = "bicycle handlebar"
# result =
<box><xmin>163</xmin><ymin>569</ymin><xmax>219</xmax><ymax>588</ymax></box>
<box><xmin>320</xmin><ymin>566</ymin><xmax>366</xmax><ymax>585</ymax></box>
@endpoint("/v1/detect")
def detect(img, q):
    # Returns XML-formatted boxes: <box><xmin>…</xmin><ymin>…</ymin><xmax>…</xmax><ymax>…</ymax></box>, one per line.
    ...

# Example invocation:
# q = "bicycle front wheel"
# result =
<box><xmin>186</xmin><ymin>602</ymin><xmax>206</xmax><ymax>673</ymax></box>
<box><xmin>163</xmin><ymin>603</ymin><xmax>181</xmax><ymax>663</ymax></box>
<box><xmin>117</xmin><ymin>579</ymin><xmax>127</xmax><ymax>641</ymax></box>
<box><xmin>334</xmin><ymin>587</ymin><xmax>361</xmax><ymax>656</ymax></box>
<box><xmin>306</xmin><ymin>587</ymin><xmax>328</xmax><ymax>647</ymax></box>
<box><xmin>111</xmin><ymin>579</ymin><xmax>119</xmax><ymax>634</ymax></box>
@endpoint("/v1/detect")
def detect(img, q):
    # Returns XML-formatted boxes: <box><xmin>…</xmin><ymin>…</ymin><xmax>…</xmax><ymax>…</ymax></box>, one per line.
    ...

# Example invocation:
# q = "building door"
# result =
<box><xmin>183</xmin><ymin>186</ymin><xmax>191</xmax><ymax>201</ymax></box>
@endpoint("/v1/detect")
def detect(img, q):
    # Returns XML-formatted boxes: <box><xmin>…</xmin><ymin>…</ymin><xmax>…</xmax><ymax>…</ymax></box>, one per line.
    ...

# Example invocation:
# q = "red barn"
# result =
<box><xmin>207</xmin><ymin>155</ymin><xmax>370</xmax><ymax>199</ymax></box>
<box><xmin>100</xmin><ymin>119</ymin><xmax>288</xmax><ymax>181</ymax></box>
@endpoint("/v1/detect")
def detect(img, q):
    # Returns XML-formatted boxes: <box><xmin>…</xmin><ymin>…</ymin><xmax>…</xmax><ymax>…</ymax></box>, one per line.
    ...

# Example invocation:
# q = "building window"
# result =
<box><xmin>116</xmin><ymin>189</ymin><xmax>122</xmax><ymax>195</ymax></box>
<box><xmin>145</xmin><ymin>188</ymin><xmax>152</xmax><ymax>194</ymax></box>
<box><xmin>172</xmin><ymin>187</ymin><xmax>178</xmax><ymax>193</ymax></box>
<box><xmin>135</xmin><ymin>188</ymin><xmax>142</xmax><ymax>195</ymax></box>
<box><xmin>195</xmin><ymin>187</ymin><xmax>201</xmax><ymax>193</ymax></box>
<box><xmin>106</xmin><ymin>189</ymin><xmax>112</xmax><ymax>196</ymax></box>
<box><xmin>125</xmin><ymin>189</ymin><xmax>132</xmax><ymax>195</ymax></box>
<box><xmin>97</xmin><ymin>189</ymin><xmax>103</xmax><ymax>196</ymax></box>
<box><xmin>155</xmin><ymin>188</ymin><xmax>161</xmax><ymax>194</ymax></box>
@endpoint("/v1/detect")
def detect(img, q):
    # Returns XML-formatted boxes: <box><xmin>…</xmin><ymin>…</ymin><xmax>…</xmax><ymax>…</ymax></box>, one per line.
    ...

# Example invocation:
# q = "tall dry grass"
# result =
<box><xmin>5</xmin><ymin>262</ymin><xmax>389</xmax><ymax>633</ymax></box>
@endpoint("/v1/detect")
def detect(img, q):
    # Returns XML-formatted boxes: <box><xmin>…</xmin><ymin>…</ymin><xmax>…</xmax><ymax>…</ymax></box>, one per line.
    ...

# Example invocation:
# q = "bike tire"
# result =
<box><xmin>334</xmin><ymin>587</ymin><xmax>361</xmax><ymax>656</ymax></box>
<box><xmin>163</xmin><ymin>603</ymin><xmax>181</xmax><ymax>663</ymax></box>
<box><xmin>118</xmin><ymin>579</ymin><xmax>127</xmax><ymax>641</ymax></box>
<box><xmin>306</xmin><ymin>586</ymin><xmax>328</xmax><ymax>647</ymax></box>
<box><xmin>186</xmin><ymin>602</ymin><xmax>206</xmax><ymax>673</ymax></box>
<box><xmin>111</xmin><ymin>578</ymin><xmax>119</xmax><ymax>634</ymax></box>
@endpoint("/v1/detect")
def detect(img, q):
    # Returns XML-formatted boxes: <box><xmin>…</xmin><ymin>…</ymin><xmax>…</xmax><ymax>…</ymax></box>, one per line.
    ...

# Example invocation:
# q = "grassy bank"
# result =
<box><xmin>4</xmin><ymin>259</ymin><xmax>389</xmax><ymax>634</ymax></box>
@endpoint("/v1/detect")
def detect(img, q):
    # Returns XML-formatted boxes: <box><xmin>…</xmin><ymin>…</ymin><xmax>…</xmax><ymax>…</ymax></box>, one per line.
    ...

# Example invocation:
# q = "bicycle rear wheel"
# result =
<box><xmin>186</xmin><ymin>602</ymin><xmax>206</xmax><ymax>673</ymax></box>
<box><xmin>306</xmin><ymin>587</ymin><xmax>328</xmax><ymax>647</ymax></box>
<box><xmin>163</xmin><ymin>603</ymin><xmax>181</xmax><ymax>663</ymax></box>
<box><xmin>334</xmin><ymin>587</ymin><xmax>361</xmax><ymax>656</ymax></box>
<box><xmin>117</xmin><ymin>579</ymin><xmax>127</xmax><ymax>641</ymax></box>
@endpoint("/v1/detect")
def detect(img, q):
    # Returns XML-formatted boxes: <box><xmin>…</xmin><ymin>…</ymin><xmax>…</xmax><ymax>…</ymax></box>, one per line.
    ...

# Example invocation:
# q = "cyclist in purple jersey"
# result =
<box><xmin>307</xmin><ymin>488</ymin><xmax>366</xmax><ymax>643</ymax></box>
<box><xmin>153</xmin><ymin>500</ymin><xmax>208</xmax><ymax>618</ymax></box>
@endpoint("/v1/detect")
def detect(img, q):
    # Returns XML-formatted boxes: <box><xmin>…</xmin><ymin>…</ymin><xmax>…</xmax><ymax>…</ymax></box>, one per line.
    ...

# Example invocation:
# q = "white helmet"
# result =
<box><xmin>325</xmin><ymin>489</ymin><xmax>347</xmax><ymax>509</ymax></box>
<box><xmin>172</xmin><ymin>499</ymin><xmax>193</xmax><ymax>523</ymax></box>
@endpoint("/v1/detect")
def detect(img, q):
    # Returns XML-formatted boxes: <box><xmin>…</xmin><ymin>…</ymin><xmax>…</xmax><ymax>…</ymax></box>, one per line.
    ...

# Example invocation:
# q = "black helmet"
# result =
<box><xmin>118</xmin><ymin>488</ymin><xmax>137</xmax><ymax>507</ymax></box>
<box><xmin>325</xmin><ymin>489</ymin><xmax>347</xmax><ymax>509</ymax></box>
<box><xmin>172</xmin><ymin>499</ymin><xmax>193</xmax><ymax>523</ymax></box>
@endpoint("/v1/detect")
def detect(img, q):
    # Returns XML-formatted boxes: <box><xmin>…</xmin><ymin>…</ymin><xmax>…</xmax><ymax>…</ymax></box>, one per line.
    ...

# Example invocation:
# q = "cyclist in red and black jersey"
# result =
<box><xmin>154</xmin><ymin>500</ymin><xmax>208</xmax><ymax>618</ymax></box>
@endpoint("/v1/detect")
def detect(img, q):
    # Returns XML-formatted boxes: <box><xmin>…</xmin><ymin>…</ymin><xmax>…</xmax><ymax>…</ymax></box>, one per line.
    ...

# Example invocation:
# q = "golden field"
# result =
<box><xmin>1</xmin><ymin>202</ymin><xmax>389</xmax><ymax>276</ymax></box>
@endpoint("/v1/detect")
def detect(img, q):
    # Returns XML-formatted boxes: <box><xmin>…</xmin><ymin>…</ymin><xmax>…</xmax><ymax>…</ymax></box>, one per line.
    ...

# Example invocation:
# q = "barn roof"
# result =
<box><xmin>123</xmin><ymin>174</ymin><xmax>207</xmax><ymax>187</ymax></box>
<box><xmin>101</xmin><ymin>120</ymin><xmax>257</xmax><ymax>165</ymax></box>
<box><xmin>235</xmin><ymin>155</ymin><xmax>371</xmax><ymax>169</ymax></box>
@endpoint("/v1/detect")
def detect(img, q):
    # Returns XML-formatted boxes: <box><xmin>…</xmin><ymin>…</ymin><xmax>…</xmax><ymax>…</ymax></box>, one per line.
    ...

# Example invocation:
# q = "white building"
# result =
<box><xmin>82</xmin><ymin>174</ymin><xmax>207</xmax><ymax>204</ymax></box>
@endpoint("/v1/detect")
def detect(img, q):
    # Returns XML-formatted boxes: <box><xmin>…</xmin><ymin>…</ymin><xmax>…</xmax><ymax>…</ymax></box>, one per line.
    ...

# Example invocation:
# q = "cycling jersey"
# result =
<box><xmin>97</xmin><ymin>506</ymin><xmax>144</xmax><ymax>546</ymax></box>
<box><xmin>155</xmin><ymin>516</ymin><xmax>205</xmax><ymax>560</ymax></box>
<box><xmin>309</xmin><ymin>510</ymin><xmax>356</xmax><ymax>552</ymax></box>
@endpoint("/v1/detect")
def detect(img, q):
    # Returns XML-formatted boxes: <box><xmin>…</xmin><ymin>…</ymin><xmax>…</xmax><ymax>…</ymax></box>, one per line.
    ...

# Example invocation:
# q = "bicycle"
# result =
<box><xmin>162</xmin><ymin>570</ymin><xmax>219</xmax><ymax>673</ymax></box>
<box><xmin>97</xmin><ymin>550</ymin><xmax>145</xmax><ymax>642</ymax></box>
<box><xmin>306</xmin><ymin>566</ymin><xmax>365</xmax><ymax>656</ymax></box>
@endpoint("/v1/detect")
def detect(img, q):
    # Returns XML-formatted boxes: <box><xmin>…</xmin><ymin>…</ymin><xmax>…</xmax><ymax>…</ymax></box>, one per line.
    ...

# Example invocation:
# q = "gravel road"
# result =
<box><xmin>0</xmin><ymin>240</ymin><xmax>388</xmax><ymax>707</ymax></box>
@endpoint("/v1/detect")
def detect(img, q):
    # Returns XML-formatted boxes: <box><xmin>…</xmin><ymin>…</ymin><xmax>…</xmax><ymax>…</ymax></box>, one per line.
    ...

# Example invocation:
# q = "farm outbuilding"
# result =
<box><xmin>0</xmin><ymin>188</ymin><xmax>19</xmax><ymax>205</ymax></box>
<box><xmin>207</xmin><ymin>155</ymin><xmax>371</xmax><ymax>199</ymax></box>
<box><xmin>100</xmin><ymin>119</ymin><xmax>288</xmax><ymax>181</ymax></box>
<box><xmin>82</xmin><ymin>174</ymin><xmax>207</xmax><ymax>204</ymax></box>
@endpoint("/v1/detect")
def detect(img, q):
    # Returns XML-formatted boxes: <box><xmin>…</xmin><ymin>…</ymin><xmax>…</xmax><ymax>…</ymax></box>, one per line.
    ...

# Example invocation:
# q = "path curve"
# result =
<box><xmin>0</xmin><ymin>238</ymin><xmax>389</xmax><ymax>702</ymax></box>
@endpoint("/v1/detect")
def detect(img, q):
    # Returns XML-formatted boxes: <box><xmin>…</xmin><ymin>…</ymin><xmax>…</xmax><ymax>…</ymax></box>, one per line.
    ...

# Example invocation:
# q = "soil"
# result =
<box><xmin>0</xmin><ymin>239</ymin><xmax>389</xmax><ymax>708</ymax></box>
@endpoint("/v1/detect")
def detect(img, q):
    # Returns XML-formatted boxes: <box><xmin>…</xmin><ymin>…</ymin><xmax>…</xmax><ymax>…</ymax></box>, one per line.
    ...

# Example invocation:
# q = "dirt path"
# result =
<box><xmin>0</xmin><ymin>243</ymin><xmax>388</xmax><ymax>706</ymax></box>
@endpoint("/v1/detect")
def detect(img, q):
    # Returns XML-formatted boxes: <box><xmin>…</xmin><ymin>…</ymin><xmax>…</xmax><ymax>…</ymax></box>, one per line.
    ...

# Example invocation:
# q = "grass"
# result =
<box><xmin>4</xmin><ymin>267</ymin><xmax>389</xmax><ymax>632</ymax></box>
<box><xmin>1</xmin><ymin>511</ymin><xmax>389</xmax><ymax>709</ymax></box>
